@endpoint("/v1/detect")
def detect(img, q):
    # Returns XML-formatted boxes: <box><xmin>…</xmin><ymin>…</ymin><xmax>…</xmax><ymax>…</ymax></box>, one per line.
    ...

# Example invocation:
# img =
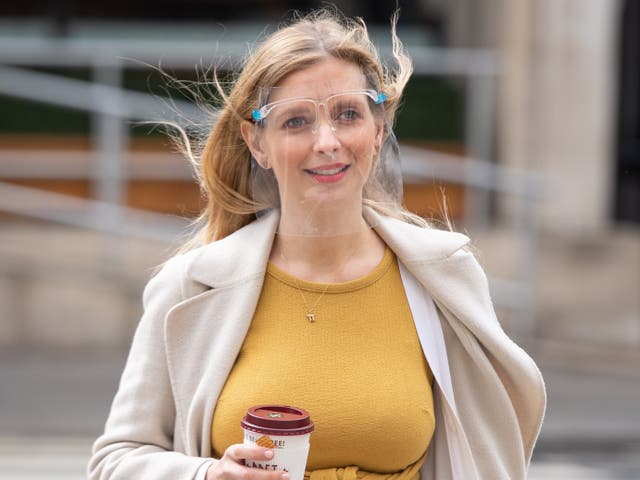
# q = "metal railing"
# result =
<box><xmin>0</xmin><ymin>21</ymin><xmax>544</xmax><ymax>337</ymax></box>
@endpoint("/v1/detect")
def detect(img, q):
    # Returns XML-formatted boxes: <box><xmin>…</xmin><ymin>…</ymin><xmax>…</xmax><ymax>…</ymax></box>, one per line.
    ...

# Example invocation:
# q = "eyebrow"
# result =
<box><xmin>273</xmin><ymin>104</ymin><xmax>316</xmax><ymax>116</ymax></box>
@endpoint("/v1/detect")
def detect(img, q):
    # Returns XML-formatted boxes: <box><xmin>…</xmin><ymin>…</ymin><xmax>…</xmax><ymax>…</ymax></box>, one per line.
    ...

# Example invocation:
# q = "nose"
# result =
<box><xmin>313</xmin><ymin>121</ymin><xmax>340</xmax><ymax>154</ymax></box>
<box><xmin>312</xmin><ymin>106</ymin><xmax>340</xmax><ymax>153</ymax></box>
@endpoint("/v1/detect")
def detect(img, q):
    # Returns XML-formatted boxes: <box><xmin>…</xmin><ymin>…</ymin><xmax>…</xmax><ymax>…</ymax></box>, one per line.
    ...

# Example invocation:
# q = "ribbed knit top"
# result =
<box><xmin>210</xmin><ymin>248</ymin><xmax>435</xmax><ymax>473</ymax></box>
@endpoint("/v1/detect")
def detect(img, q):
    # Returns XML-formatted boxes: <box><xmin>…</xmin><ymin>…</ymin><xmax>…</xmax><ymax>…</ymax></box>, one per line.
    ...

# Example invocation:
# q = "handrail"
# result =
<box><xmin>0</xmin><ymin>144</ymin><xmax>547</xmax><ymax>199</ymax></box>
<box><xmin>0</xmin><ymin>64</ymin><xmax>203</xmax><ymax>121</ymax></box>
<box><xmin>0</xmin><ymin>181</ymin><xmax>187</xmax><ymax>242</ymax></box>
<box><xmin>0</xmin><ymin>20</ymin><xmax>499</xmax><ymax>76</ymax></box>
<box><xmin>401</xmin><ymin>145</ymin><xmax>548</xmax><ymax>200</ymax></box>
<box><xmin>0</xmin><ymin>180</ymin><xmax>532</xmax><ymax>312</ymax></box>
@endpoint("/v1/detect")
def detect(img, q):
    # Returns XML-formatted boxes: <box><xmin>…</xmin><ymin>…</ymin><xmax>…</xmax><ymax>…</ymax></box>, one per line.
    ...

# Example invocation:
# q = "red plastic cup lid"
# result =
<box><xmin>241</xmin><ymin>405</ymin><xmax>314</xmax><ymax>436</ymax></box>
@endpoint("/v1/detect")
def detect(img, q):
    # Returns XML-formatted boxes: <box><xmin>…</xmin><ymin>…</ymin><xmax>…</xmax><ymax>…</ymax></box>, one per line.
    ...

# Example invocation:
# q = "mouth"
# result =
<box><xmin>304</xmin><ymin>163</ymin><xmax>350</xmax><ymax>184</ymax></box>
<box><xmin>305</xmin><ymin>164</ymin><xmax>350</xmax><ymax>176</ymax></box>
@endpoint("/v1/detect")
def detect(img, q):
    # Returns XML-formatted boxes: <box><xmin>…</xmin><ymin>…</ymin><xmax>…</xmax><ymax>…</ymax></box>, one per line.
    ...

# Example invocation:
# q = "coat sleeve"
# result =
<box><xmin>429</xmin><ymin>248</ymin><xmax>546</xmax><ymax>480</ymax></box>
<box><xmin>87</xmin><ymin>255</ymin><xmax>213</xmax><ymax>480</ymax></box>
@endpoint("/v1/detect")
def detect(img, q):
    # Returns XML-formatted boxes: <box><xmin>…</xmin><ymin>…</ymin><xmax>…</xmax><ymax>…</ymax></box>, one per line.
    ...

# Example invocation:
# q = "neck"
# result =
<box><xmin>271</xmin><ymin>203</ymin><xmax>386</xmax><ymax>282</ymax></box>
<box><xmin>277</xmin><ymin>197</ymin><xmax>365</xmax><ymax>237</ymax></box>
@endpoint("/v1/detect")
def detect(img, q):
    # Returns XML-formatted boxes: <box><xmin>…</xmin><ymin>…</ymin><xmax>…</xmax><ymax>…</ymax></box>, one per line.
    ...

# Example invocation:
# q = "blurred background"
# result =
<box><xmin>0</xmin><ymin>0</ymin><xmax>638</xmax><ymax>479</ymax></box>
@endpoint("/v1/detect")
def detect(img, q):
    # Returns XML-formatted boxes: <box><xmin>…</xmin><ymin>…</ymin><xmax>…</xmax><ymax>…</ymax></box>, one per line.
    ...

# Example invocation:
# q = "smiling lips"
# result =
<box><xmin>304</xmin><ymin>163</ymin><xmax>350</xmax><ymax>183</ymax></box>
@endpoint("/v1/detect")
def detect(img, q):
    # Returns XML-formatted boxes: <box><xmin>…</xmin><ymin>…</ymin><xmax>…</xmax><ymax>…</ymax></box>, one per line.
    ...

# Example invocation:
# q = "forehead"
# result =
<box><xmin>269</xmin><ymin>58</ymin><xmax>368</xmax><ymax>103</ymax></box>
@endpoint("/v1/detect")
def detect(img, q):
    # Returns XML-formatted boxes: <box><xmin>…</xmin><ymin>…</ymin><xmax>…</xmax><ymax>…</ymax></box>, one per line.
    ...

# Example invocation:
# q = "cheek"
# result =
<box><xmin>349</xmin><ymin>132</ymin><xmax>377</xmax><ymax>175</ymax></box>
<box><xmin>267</xmin><ymin>139</ymin><xmax>309</xmax><ymax>179</ymax></box>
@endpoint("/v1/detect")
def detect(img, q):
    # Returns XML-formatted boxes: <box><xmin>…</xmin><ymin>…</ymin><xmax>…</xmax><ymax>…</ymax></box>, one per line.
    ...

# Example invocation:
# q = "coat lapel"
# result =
<box><xmin>163</xmin><ymin>211</ymin><xmax>279</xmax><ymax>455</ymax></box>
<box><xmin>374</xmin><ymin>211</ymin><xmax>545</xmax><ymax>479</ymax></box>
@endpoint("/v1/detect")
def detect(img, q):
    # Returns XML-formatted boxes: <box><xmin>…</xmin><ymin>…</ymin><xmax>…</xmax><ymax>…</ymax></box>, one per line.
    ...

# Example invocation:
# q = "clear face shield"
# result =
<box><xmin>245</xmin><ymin>71</ymin><xmax>402</xmax><ymax>237</ymax></box>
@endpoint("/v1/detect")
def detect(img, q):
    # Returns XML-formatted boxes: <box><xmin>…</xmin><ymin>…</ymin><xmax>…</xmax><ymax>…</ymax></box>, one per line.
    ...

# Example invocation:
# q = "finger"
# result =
<box><xmin>217</xmin><ymin>456</ymin><xmax>289</xmax><ymax>480</ymax></box>
<box><xmin>240</xmin><ymin>464</ymin><xmax>290</xmax><ymax>480</ymax></box>
<box><xmin>225</xmin><ymin>444</ymin><xmax>274</xmax><ymax>463</ymax></box>
<box><xmin>238</xmin><ymin>465</ymin><xmax>290</xmax><ymax>480</ymax></box>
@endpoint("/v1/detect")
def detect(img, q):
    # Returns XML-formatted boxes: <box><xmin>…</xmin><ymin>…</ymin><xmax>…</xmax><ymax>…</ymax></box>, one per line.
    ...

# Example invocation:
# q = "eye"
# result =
<box><xmin>334</xmin><ymin>107</ymin><xmax>363</xmax><ymax>124</ymax></box>
<box><xmin>338</xmin><ymin>109</ymin><xmax>361</xmax><ymax>121</ymax></box>
<box><xmin>283</xmin><ymin>116</ymin><xmax>308</xmax><ymax>129</ymax></box>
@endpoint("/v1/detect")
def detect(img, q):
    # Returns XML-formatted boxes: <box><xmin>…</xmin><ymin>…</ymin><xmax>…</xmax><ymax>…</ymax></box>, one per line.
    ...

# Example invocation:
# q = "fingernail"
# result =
<box><xmin>265</xmin><ymin>449</ymin><xmax>274</xmax><ymax>459</ymax></box>
<box><xmin>281</xmin><ymin>474</ymin><xmax>290</xmax><ymax>480</ymax></box>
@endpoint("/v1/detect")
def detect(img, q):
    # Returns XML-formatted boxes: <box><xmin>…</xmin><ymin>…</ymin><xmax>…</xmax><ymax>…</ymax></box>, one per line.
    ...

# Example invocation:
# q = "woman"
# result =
<box><xmin>88</xmin><ymin>10</ymin><xmax>545</xmax><ymax>480</ymax></box>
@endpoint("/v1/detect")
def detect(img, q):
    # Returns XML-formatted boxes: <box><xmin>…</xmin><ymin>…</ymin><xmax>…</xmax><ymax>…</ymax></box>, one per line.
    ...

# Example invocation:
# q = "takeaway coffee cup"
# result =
<box><xmin>241</xmin><ymin>405</ymin><xmax>314</xmax><ymax>480</ymax></box>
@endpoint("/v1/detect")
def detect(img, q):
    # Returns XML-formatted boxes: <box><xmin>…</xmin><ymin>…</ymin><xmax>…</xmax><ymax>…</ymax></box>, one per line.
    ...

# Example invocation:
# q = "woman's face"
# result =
<box><xmin>243</xmin><ymin>57</ymin><xmax>384</xmax><ymax>212</ymax></box>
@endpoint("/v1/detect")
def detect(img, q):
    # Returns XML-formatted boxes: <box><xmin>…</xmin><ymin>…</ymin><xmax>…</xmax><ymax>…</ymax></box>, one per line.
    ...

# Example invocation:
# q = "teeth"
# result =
<box><xmin>309</xmin><ymin>166</ymin><xmax>347</xmax><ymax>175</ymax></box>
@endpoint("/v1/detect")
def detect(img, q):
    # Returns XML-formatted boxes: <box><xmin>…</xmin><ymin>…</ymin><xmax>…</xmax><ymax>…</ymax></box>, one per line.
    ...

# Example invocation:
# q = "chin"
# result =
<box><xmin>302</xmin><ymin>184</ymin><xmax>363</xmax><ymax>207</ymax></box>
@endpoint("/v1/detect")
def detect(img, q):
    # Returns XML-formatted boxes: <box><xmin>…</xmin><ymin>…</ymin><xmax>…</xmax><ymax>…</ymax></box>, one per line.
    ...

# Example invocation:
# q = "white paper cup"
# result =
<box><xmin>241</xmin><ymin>405</ymin><xmax>314</xmax><ymax>480</ymax></box>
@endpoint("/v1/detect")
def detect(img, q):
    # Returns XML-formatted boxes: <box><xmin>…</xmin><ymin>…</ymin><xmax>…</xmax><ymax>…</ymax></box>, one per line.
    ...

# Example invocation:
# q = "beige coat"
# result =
<box><xmin>88</xmin><ymin>209</ymin><xmax>546</xmax><ymax>480</ymax></box>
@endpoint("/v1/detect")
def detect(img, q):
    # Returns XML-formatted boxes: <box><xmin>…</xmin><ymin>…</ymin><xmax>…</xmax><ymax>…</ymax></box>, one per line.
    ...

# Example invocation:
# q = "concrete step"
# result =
<box><xmin>0</xmin><ymin>220</ymin><xmax>174</xmax><ymax>349</ymax></box>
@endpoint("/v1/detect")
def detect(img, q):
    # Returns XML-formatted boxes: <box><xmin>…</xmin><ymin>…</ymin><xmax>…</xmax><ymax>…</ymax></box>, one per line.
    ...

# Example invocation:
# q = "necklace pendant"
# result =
<box><xmin>306</xmin><ymin>313</ymin><xmax>315</xmax><ymax>323</ymax></box>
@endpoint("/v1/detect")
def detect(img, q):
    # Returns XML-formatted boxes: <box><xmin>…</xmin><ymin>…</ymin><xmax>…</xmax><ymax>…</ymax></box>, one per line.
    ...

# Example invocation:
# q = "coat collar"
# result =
<box><xmin>186</xmin><ymin>208</ymin><xmax>470</xmax><ymax>288</ymax></box>
<box><xmin>365</xmin><ymin>208</ymin><xmax>470</xmax><ymax>265</ymax></box>
<box><xmin>186</xmin><ymin>210</ymin><xmax>279</xmax><ymax>288</ymax></box>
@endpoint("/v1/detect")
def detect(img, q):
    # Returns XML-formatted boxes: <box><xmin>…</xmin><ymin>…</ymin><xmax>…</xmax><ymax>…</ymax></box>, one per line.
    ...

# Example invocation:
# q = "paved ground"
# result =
<box><xmin>0</xmin><ymin>436</ymin><xmax>88</xmax><ymax>480</ymax></box>
<box><xmin>1</xmin><ymin>346</ymin><xmax>640</xmax><ymax>479</ymax></box>
<box><xmin>1</xmin><ymin>435</ymin><xmax>638</xmax><ymax>480</ymax></box>
<box><xmin>529</xmin><ymin>445</ymin><xmax>640</xmax><ymax>480</ymax></box>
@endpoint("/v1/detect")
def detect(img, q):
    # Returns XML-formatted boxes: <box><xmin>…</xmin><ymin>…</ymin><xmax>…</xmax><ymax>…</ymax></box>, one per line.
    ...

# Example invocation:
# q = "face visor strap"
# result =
<box><xmin>251</xmin><ymin>90</ymin><xmax>387</xmax><ymax>124</ymax></box>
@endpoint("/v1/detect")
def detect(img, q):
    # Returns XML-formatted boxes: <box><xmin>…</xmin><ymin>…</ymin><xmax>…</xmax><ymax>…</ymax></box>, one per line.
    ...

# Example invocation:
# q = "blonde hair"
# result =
<box><xmin>172</xmin><ymin>9</ymin><xmax>431</xmax><ymax>250</ymax></box>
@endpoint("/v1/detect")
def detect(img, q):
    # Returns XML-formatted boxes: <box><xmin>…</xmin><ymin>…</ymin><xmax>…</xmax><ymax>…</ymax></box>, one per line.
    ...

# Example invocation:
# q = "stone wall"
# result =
<box><xmin>498</xmin><ymin>0</ymin><xmax>623</xmax><ymax>235</ymax></box>
<box><xmin>0</xmin><ymin>222</ymin><xmax>171</xmax><ymax>350</ymax></box>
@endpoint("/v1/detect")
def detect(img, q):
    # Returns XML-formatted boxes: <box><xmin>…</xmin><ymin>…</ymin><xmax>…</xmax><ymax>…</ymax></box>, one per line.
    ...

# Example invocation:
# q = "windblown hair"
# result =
<box><xmin>170</xmin><ymin>9</ymin><xmax>431</xmax><ymax>250</ymax></box>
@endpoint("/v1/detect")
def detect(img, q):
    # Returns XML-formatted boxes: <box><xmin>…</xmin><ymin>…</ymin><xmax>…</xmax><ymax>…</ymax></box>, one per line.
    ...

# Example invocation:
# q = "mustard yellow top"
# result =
<box><xmin>211</xmin><ymin>248</ymin><xmax>435</xmax><ymax>474</ymax></box>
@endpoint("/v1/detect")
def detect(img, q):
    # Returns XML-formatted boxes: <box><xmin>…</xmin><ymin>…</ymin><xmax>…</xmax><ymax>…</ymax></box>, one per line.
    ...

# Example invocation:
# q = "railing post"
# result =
<box><xmin>513</xmin><ymin>179</ymin><xmax>539</xmax><ymax>341</ymax></box>
<box><xmin>464</xmin><ymin>73</ymin><xmax>496</xmax><ymax>228</ymax></box>
<box><xmin>91</xmin><ymin>54</ymin><xmax>129</xmax><ymax>266</ymax></box>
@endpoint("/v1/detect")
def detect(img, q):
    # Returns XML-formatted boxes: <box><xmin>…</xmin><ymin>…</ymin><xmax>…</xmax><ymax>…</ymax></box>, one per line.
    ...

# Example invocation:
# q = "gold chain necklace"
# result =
<box><xmin>278</xmin><ymin>246</ymin><xmax>358</xmax><ymax>323</ymax></box>
<box><xmin>293</xmin><ymin>279</ymin><xmax>330</xmax><ymax>323</ymax></box>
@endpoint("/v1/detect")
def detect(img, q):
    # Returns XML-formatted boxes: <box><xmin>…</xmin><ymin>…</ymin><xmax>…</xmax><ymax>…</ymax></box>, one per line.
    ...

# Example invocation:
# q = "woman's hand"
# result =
<box><xmin>206</xmin><ymin>444</ymin><xmax>289</xmax><ymax>480</ymax></box>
